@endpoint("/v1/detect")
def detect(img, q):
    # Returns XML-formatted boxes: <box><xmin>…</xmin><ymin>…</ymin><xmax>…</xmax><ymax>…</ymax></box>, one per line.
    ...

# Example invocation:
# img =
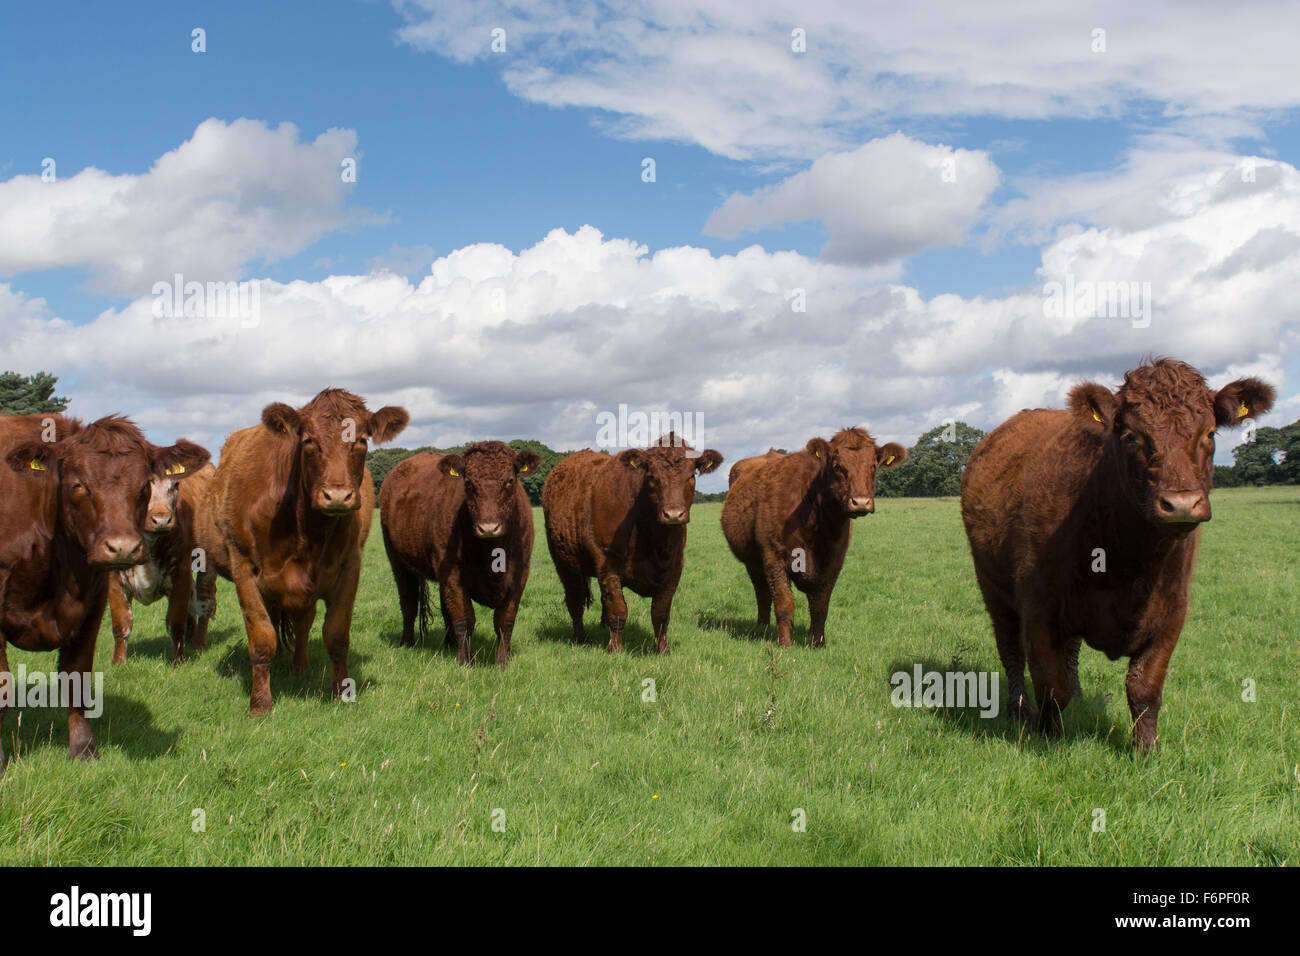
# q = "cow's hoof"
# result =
<box><xmin>811</xmin><ymin>636</ymin><xmax>826</xmax><ymax>648</ymax></box>
<box><xmin>776</xmin><ymin>636</ymin><xmax>792</xmax><ymax>648</ymax></box>
<box><xmin>249</xmin><ymin>700</ymin><xmax>273</xmax><ymax>718</ymax></box>
<box><xmin>70</xmin><ymin>740</ymin><xmax>99</xmax><ymax>762</ymax></box>
<box><xmin>112</xmin><ymin>647</ymin><xmax>127</xmax><ymax>665</ymax></box>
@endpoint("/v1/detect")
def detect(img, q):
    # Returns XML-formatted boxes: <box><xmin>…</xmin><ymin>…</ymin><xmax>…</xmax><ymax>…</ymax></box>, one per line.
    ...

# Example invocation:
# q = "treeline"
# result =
<box><xmin>6</xmin><ymin>371</ymin><xmax>1294</xmax><ymax>495</ymax></box>
<box><xmin>1214</xmin><ymin>421</ymin><xmax>1300</xmax><ymax>486</ymax></box>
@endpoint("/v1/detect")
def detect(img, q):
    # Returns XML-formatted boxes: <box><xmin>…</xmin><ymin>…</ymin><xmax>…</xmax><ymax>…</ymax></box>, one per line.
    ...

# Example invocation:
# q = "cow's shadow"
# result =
<box><xmin>379</xmin><ymin>625</ymin><xmax>518</xmax><ymax>666</ymax></box>
<box><xmin>695</xmin><ymin>610</ymin><xmax>816</xmax><ymax>646</ymax></box>
<box><xmin>214</xmin><ymin>632</ymin><xmax>375</xmax><ymax>705</ymax></box>
<box><xmin>121</xmin><ymin>624</ymin><xmax>239</xmax><ymax>664</ymax></box>
<box><xmin>883</xmin><ymin>656</ymin><xmax>1128</xmax><ymax>754</ymax></box>
<box><xmin>2</xmin><ymin>693</ymin><xmax>179</xmax><ymax>767</ymax></box>
<box><xmin>531</xmin><ymin>606</ymin><xmax>663</xmax><ymax>655</ymax></box>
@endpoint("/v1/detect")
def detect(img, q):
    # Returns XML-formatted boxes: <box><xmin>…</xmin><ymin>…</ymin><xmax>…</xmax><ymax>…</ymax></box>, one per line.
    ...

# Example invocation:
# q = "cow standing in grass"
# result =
<box><xmin>379</xmin><ymin>441</ymin><xmax>540</xmax><ymax>665</ymax></box>
<box><xmin>960</xmin><ymin>358</ymin><xmax>1275</xmax><ymax>751</ymax></box>
<box><xmin>109</xmin><ymin>461</ymin><xmax>215</xmax><ymax>664</ymax></box>
<box><xmin>542</xmin><ymin>434</ymin><xmax>722</xmax><ymax>653</ymax></box>
<box><xmin>0</xmin><ymin>414</ymin><xmax>209</xmax><ymax>776</ymax></box>
<box><xmin>196</xmin><ymin>389</ymin><xmax>408</xmax><ymax>715</ymax></box>
<box><xmin>721</xmin><ymin>428</ymin><xmax>906</xmax><ymax>647</ymax></box>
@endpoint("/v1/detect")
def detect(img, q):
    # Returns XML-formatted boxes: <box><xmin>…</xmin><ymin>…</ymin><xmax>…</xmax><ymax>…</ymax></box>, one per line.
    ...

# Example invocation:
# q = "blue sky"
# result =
<box><xmin>1</xmin><ymin>1</ymin><xmax>1298</xmax><ymax>478</ymax></box>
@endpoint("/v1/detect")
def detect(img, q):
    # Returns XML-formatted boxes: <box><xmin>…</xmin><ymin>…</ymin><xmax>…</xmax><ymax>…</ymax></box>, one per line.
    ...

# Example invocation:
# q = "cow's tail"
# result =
<box><xmin>417</xmin><ymin>580</ymin><xmax>434</xmax><ymax>642</ymax></box>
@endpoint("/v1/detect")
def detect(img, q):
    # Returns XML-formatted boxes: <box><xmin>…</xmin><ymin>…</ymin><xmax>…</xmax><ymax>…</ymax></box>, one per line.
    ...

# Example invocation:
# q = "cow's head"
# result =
<box><xmin>1069</xmin><ymin>358</ymin><xmax>1275</xmax><ymax>529</ymax></box>
<box><xmin>6</xmin><ymin>417</ymin><xmax>211</xmax><ymax>569</ymax></box>
<box><xmin>141</xmin><ymin>442</ymin><xmax>210</xmax><ymax>534</ymax></box>
<box><xmin>617</xmin><ymin>433</ymin><xmax>723</xmax><ymax>525</ymax></box>
<box><xmin>806</xmin><ymin>428</ymin><xmax>906</xmax><ymax>518</ymax></box>
<box><xmin>262</xmin><ymin>388</ymin><xmax>409</xmax><ymax>515</ymax></box>
<box><xmin>438</xmin><ymin>442</ymin><xmax>541</xmax><ymax>538</ymax></box>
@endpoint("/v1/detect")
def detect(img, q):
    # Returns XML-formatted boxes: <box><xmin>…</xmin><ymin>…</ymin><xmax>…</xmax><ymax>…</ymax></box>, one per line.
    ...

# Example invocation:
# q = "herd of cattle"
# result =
<box><xmin>0</xmin><ymin>358</ymin><xmax>1275</xmax><ymax>775</ymax></box>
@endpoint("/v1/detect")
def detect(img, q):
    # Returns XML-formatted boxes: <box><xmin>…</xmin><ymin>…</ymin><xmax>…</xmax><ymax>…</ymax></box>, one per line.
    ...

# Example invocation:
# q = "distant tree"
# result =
<box><xmin>0</xmin><ymin>370</ymin><xmax>68</xmax><ymax>415</ymax></box>
<box><xmin>1213</xmin><ymin>464</ymin><xmax>1243</xmax><ymax>488</ymax></box>
<box><xmin>876</xmin><ymin>422</ymin><xmax>986</xmax><ymax>498</ymax></box>
<box><xmin>367</xmin><ymin>439</ymin><xmax>577</xmax><ymax>505</ymax></box>
<box><xmin>1225</xmin><ymin>421</ymin><xmax>1299</xmax><ymax>486</ymax></box>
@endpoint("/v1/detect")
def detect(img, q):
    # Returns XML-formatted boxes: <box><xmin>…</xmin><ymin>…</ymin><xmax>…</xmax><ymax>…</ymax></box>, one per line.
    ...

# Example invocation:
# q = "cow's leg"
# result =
<box><xmin>59</xmin><ymin>614</ymin><xmax>102</xmax><ymax>762</ymax></box>
<box><xmin>650</xmin><ymin>588</ymin><xmax>674</xmax><ymax>655</ymax></box>
<box><xmin>598</xmin><ymin>572</ymin><xmax>628</xmax><ymax>653</ymax></box>
<box><xmin>108</xmin><ymin>575</ymin><xmax>132</xmax><ymax>665</ymax></box>
<box><xmin>1023</xmin><ymin>610</ymin><xmax>1070</xmax><ymax>736</ymax></box>
<box><xmin>764</xmin><ymin>559</ymin><xmax>795</xmax><ymax>647</ymax></box>
<box><xmin>493</xmin><ymin>600</ymin><xmax>517</xmax><ymax>667</ymax></box>
<box><xmin>189</xmin><ymin>565</ymin><xmax>218</xmax><ymax>650</ymax></box>
<box><xmin>0</xmin><ymin>637</ymin><xmax>11</xmax><ymax>777</ymax></box>
<box><xmin>744</xmin><ymin>560</ymin><xmax>771</xmax><ymax>628</ymax></box>
<box><xmin>1065</xmin><ymin>636</ymin><xmax>1084</xmax><ymax>700</ymax></box>
<box><xmin>383</xmin><ymin>529</ymin><xmax>420</xmax><ymax>647</ymax></box>
<box><xmin>230</xmin><ymin>554</ymin><xmax>277</xmax><ymax>716</ymax></box>
<box><xmin>989</xmin><ymin>606</ymin><xmax>1034</xmax><ymax>724</ymax></box>
<box><xmin>807</xmin><ymin>586</ymin><xmax>833</xmax><ymax>648</ymax></box>
<box><xmin>166</xmin><ymin>562</ymin><xmax>194</xmax><ymax>664</ymax></box>
<box><xmin>1126</xmin><ymin>638</ymin><xmax>1176</xmax><ymax>754</ymax></box>
<box><xmin>290</xmin><ymin>606</ymin><xmax>317</xmax><ymax>674</ymax></box>
<box><xmin>321</xmin><ymin>555</ymin><xmax>361</xmax><ymax>696</ymax></box>
<box><xmin>556</xmin><ymin>567</ymin><xmax>589</xmax><ymax>645</ymax></box>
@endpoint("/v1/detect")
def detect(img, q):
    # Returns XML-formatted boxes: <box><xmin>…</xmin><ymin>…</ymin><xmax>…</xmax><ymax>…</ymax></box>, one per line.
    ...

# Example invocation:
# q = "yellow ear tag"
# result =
<box><xmin>165</xmin><ymin>463</ymin><xmax>185</xmax><ymax>476</ymax></box>
<box><xmin>885</xmin><ymin>455</ymin><xmax>895</xmax><ymax>465</ymax></box>
<box><xmin>813</xmin><ymin>450</ymin><xmax>820</xmax><ymax>459</ymax></box>
<box><xmin>29</xmin><ymin>458</ymin><xmax>46</xmax><ymax>471</ymax></box>
<box><xmin>1091</xmin><ymin>408</ymin><xmax>1103</xmax><ymax>423</ymax></box>
<box><xmin>519</xmin><ymin>464</ymin><xmax>532</xmax><ymax>475</ymax></box>
<box><xmin>448</xmin><ymin>467</ymin><xmax>459</xmax><ymax>477</ymax></box>
<box><xmin>1237</xmin><ymin>402</ymin><xmax>1249</xmax><ymax>418</ymax></box>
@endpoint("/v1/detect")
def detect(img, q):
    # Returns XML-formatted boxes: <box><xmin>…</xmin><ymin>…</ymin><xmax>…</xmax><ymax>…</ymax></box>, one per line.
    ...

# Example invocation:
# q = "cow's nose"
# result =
<box><xmin>98</xmin><ymin>534</ymin><xmax>145</xmax><ymax>567</ymax></box>
<box><xmin>318</xmin><ymin>486</ymin><xmax>357</xmax><ymax>511</ymax></box>
<box><xmin>475</xmin><ymin>521</ymin><xmax>503</xmax><ymax>538</ymax></box>
<box><xmin>147</xmin><ymin>513</ymin><xmax>175</xmax><ymax>532</ymax></box>
<box><xmin>848</xmin><ymin>496</ymin><xmax>874</xmax><ymax>515</ymax></box>
<box><xmin>1155</xmin><ymin>491</ymin><xmax>1210</xmax><ymax>524</ymax></box>
<box><xmin>660</xmin><ymin>508</ymin><xmax>688</xmax><ymax>524</ymax></box>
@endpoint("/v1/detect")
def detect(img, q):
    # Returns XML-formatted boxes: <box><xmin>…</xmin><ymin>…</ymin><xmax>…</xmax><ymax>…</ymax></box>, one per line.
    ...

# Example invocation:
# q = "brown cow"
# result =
<box><xmin>198</xmin><ymin>389</ymin><xmax>408</xmax><ymax>715</ymax></box>
<box><xmin>0</xmin><ymin>414</ymin><xmax>208</xmax><ymax>775</ymax></box>
<box><xmin>728</xmin><ymin>448</ymin><xmax>785</xmax><ymax>488</ymax></box>
<box><xmin>379</xmin><ymin>442</ymin><xmax>540</xmax><ymax>665</ymax></box>
<box><xmin>542</xmin><ymin>434</ymin><xmax>722</xmax><ymax>653</ymax></box>
<box><xmin>960</xmin><ymin>358</ymin><xmax>1275</xmax><ymax>751</ymax></box>
<box><xmin>108</xmin><ymin>461</ymin><xmax>215</xmax><ymax>664</ymax></box>
<box><xmin>721</xmin><ymin>428</ymin><xmax>905</xmax><ymax>647</ymax></box>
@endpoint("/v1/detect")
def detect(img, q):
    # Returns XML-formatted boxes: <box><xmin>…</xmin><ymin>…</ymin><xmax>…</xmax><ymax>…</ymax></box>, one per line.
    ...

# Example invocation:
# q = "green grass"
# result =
<box><xmin>1</xmin><ymin>487</ymin><xmax>1296</xmax><ymax>865</ymax></box>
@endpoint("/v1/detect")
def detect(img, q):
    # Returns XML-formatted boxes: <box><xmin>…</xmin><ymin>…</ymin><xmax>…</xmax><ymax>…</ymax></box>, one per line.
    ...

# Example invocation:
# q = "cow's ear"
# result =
<box><xmin>368</xmin><ymin>406</ymin><xmax>410</xmax><ymax>445</ymax></box>
<box><xmin>694</xmin><ymin>449</ymin><xmax>723</xmax><ymax>474</ymax></box>
<box><xmin>262</xmin><ymin>402</ymin><xmax>301</xmax><ymax>438</ymax></box>
<box><xmin>5</xmin><ymin>442</ymin><xmax>54</xmax><ymax>477</ymax></box>
<box><xmin>876</xmin><ymin>443</ymin><xmax>907</xmax><ymax>468</ymax></box>
<box><xmin>1214</xmin><ymin>378</ymin><xmax>1276</xmax><ymax>427</ymax></box>
<box><xmin>1068</xmin><ymin>382</ymin><xmax>1116</xmax><ymax>433</ymax></box>
<box><xmin>514</xmin><ymin>450</ymin><xmax>542</xmax><ymax>476</ymax></box>
<box><xmin>805</xmin><ymin>437</ymin><xmax>831</xmax><ymax>466</ymax></box>
<box><xmin>153</xmin><ymin>439</ymin><xmax>210</xmax><ymax>479</ymax></box>
<box><xmin>438</xmin><ymin>454</ymin><xmax>466</xmax><ymax>479</ymax></box>
<box><xmin>616</xmin><ymin>449</ymin><xmax>645</xmax><ymax>470</ymax></box>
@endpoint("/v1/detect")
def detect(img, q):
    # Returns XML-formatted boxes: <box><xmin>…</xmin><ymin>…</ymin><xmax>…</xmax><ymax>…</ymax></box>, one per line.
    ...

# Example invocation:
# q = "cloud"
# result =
<box><xmin>0</xmin><ymin>119</ymin><xmax>367</xmax><ymax>295</ymax></box>
<box><xmin>393</xmin><ymin>0</ymin><xmax>1300</xmax><ymax>162</ymax></box>
<box><xmin>4</xmin><ymin>146</ymin><xmax>1296</xmax><ymax>479</ymax></box>
<box><xmin>704</xmin><ymin>133</ymin><xmax>1000</xmax><ymax>264</ymax></box>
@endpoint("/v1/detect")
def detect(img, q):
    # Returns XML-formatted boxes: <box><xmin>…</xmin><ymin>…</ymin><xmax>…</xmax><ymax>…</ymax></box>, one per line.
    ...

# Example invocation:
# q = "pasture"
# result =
<box><xmin>1</xmin><ymin>488</ymin><xmax>1295</xmax><ymax>865</ymax></box>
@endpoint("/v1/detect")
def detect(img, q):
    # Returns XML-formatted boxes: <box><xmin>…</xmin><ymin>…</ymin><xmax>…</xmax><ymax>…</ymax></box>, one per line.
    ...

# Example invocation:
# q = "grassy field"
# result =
<box><xmin>1</xmin><ymin>487</ymin><xmax>1296</xmax><ymax>865</ymax></box>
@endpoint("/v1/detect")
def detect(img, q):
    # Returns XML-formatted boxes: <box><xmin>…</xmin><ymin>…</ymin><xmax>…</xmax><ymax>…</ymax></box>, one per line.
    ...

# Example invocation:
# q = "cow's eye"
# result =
<box><xmin>1122</xmin><ymin>430</ymin><xmax>1140</xmax><ymax>444</ymax></box>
